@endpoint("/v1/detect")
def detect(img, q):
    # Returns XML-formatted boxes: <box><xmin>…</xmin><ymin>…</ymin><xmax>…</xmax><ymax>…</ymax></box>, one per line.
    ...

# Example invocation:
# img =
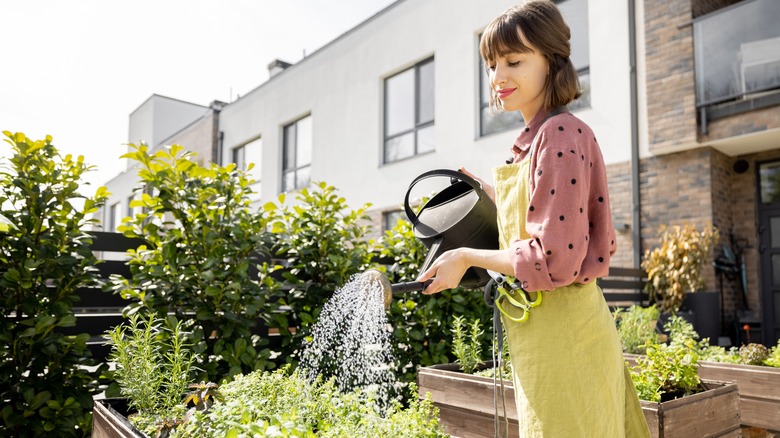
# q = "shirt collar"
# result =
<box><xmin>511</xmin><ymin>108</ymin><xmax>552</xmax><ymax>155</ymax></box>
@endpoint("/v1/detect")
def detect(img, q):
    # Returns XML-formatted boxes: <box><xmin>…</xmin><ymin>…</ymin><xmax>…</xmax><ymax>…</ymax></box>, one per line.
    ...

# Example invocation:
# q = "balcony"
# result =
<box><xmin>694</xmin><ymin>0</ymin><xmax>780</xmax><ymax>134</ymax></box>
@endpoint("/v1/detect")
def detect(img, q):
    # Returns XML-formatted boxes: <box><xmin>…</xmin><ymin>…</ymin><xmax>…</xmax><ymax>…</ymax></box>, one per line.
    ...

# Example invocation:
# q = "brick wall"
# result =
<box><xmin>702</xmin><ymin>106</ymin><xmax>780</xmax><ymax>142</ymax></box>
<box><xmin>644</xmin><ymin>0</ymin><xmax>698</xmax><ymax>152</ymax></box>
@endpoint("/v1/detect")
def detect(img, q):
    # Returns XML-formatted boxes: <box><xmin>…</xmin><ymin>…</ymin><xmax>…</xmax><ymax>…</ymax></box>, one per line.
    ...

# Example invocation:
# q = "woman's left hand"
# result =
<box><xmin>416</xmin><ymin>248</ymin><xmax>470</xmax><ymax>294</ymax></box>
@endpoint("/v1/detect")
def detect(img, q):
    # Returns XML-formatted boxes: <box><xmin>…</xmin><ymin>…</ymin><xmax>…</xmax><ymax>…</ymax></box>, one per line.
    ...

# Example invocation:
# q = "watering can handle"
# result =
<box><xmin>403</xmin><ymin>168</ymin><xmax>486</xmax><ymax>225</ymax></box>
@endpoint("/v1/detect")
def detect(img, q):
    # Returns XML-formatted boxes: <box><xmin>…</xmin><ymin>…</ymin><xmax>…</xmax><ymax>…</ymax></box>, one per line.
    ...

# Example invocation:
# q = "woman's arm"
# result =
<box><xmin>416</xmin><ymin>247</ymin><xmax>514</xmax><ymax>294</ymax></box>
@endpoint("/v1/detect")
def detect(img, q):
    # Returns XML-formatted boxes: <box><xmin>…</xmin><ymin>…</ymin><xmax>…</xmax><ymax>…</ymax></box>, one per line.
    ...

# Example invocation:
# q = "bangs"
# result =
<box><xmin>480</xmin><ymin>17</ymin><xmax>533</xmax><ymax>64</ymax></box>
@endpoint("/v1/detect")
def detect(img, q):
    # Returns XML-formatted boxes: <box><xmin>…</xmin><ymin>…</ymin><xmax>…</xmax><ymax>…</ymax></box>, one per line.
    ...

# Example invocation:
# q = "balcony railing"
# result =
<box><xmin>693</xmin><ymin>0</ymin><xmax>780</xmax><ymax>134</ymax></box>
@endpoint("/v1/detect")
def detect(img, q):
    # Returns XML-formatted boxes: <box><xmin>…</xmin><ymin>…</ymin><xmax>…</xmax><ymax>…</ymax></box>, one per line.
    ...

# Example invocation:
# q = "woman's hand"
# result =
<box><xmin>459</xmin><ymin>167</ymin><xmax>495</xmax><ymax>203</ymax></box>
<box><xmin>416</xmin><ymin>248</ymin><xmax>471</xmax><ymax>295</ymax></box>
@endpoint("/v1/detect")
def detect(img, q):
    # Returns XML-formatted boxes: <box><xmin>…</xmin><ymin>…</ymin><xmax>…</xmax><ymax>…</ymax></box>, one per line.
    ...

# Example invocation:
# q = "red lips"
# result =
<box><xmin>496</xmin><ymin>88</ymin><xmax>516</xmax><ymax>99</ymax></box>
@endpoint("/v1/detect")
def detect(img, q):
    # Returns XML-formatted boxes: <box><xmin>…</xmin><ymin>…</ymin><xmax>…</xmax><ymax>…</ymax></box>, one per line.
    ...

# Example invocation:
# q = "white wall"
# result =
<box><xmin>128</xmin><ymin>95</ymin><xmax>208</xmax><ymax>150</ymax></box>
<box><xmin>218</xmin><ymin>0</ymin><xmax>634</xmax><ymax>213</ymax></box>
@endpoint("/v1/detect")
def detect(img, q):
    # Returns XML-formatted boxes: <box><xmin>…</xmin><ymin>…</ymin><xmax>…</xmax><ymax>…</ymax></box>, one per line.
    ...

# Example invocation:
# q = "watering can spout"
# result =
<box><xmin>361</xmin><ymin>269</ymin><xmax>432</xmax><ymax>309</ymax></box>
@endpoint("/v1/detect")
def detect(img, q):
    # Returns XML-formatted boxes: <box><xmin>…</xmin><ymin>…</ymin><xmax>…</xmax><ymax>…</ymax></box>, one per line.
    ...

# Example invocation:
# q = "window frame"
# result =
<box><xmin>382</xmin><ymin>57</ymin><xmax>436</xmax><ymax>164</ymax></box>
<box><xmin>282</xmin><ymin>115</ymin><xmax>312</xmax><ymax>192</ymax></box>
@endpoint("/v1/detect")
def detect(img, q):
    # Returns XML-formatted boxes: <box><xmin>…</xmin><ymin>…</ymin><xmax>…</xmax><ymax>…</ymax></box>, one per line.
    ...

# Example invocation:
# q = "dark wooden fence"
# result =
<box><xmin>598</xmin><ymin>266</ymin><xmax>650</xmax><ymax>308</ymax></box>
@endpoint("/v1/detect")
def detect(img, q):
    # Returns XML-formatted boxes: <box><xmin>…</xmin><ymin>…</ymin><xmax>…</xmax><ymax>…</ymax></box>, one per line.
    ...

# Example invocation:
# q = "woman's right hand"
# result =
<box><xmin>459</xmin><ymin>167</ymin><xmax>495</xmax><ymax>203</ymax></box>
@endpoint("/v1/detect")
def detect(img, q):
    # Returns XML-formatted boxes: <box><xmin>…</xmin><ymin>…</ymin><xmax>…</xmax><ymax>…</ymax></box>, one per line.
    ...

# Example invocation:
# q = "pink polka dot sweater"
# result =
<box><xmin>507</xmin><ymin>108</ymin><xmax>616</xmax><ymax>292</ymax></box>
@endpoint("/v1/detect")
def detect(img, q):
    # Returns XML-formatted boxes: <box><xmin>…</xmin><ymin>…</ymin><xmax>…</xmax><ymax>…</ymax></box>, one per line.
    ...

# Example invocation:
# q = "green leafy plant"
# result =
<box><xmin>0</xmin><ymin>132</ymin><xmax>109</xmax><ymax>437</ymax></box>
<box><xmin>106</xmin><ymin>313</ymin><xmax>194</xmax><ymax>416</ymax></box>
<box><xmin>613</xmin><ymin>305</ymin><xmax>661</xmax><ymax>354</ymax></box>
<box><xmin>110</xmin><ymin>144</ymin><xmax>276</xmax><ymax>382</ymax></box>
<box><xmin>629</xmin><ymin>339</ymin><xmax>702</xmax><ymax>403</ymax></box>
<box><xmin>263</xmin><ymin>182</ymin><xmax>376</xmax><ymax>366</ymax></box>
<box><xmin>642</xmin><ymin>224</ymin><xmax>719</xmax><ymax>312</ymax></box>
<box><xmin>629</xmin><ymin>314</ymin><xmax>704</xmax><ymax>402</ymax></box>
<box><xmin>451</xmin><ymin>315</ymin><xmax>484</xmax><ymax>374</ymax></box>
<box><xmin>765</xmin><ymin>341</ymin><xmax>780</xmax><ymax>367</ymax></box>
<box><xmin>171</xmin><ymin>369</ymin><xmax>448</xmax><ymax>438</ymax></box>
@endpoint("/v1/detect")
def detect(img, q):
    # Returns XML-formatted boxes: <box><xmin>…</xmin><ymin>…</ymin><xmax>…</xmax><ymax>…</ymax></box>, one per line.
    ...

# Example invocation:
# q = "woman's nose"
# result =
<box><xmin>491</xmin><ymin>66</ymin><xmax>506</xmax><ymax>86</ymax></box>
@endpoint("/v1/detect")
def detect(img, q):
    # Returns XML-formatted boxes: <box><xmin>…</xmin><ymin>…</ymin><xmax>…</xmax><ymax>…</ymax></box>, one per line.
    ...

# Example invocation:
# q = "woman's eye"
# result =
<box><xmin>508</xmin><ymin>61</ymin><xmax>521</xmax><ymax>67</ymax></box>
<box><xmin>487</xmin><ymin>65</ymin><xmax>496</xmax><ymax>71</ymax></box>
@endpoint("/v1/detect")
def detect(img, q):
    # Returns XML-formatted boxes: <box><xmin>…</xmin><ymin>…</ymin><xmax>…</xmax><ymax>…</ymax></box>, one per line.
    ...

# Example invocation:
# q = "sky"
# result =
<box><xmin>0</xmin><ymin>0</ymin><xmax>398</xmax><ymax>192</ymax></box>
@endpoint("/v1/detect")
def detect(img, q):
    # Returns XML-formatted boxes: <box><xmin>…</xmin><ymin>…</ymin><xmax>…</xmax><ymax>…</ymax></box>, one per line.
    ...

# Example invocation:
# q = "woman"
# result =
<box><xmin>416</xmin><ymin>1</ymin><xmax>651</xmax><ymax>436</ymax></box>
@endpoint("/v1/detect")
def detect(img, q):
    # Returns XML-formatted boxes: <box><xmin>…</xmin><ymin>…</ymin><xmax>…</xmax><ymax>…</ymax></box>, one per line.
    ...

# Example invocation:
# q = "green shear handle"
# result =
<box><xmin>488</xmin><ymin>270</ymin><xmax>543</xmax><ymax>323</ymax></box>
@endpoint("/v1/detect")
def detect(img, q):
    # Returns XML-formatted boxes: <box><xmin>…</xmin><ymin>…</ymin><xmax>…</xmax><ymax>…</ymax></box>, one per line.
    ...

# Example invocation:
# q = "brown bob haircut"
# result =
<box><xmin>480</xmin><ymin>0</ymin><xmax>582</xmax><ymax>113</ymax></box>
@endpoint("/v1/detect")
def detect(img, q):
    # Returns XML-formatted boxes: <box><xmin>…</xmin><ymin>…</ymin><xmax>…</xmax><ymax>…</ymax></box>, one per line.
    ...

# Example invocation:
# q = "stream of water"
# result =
<box><xmin>299</xmin><ymin>273</ymin><xmax>399</xmax><ymax>408</ymax></box>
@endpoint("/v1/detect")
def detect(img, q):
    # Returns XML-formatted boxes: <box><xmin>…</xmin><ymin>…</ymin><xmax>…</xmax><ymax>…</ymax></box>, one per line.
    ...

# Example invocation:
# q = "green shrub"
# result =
<box><xmin>613</xmin><ymin>305</ymin><xmax>661</xmax><ymax>354</ymax></box>
<box><xmin>263</xmin><ymin>182</ymin><xmax>376</xmax><ymax>366</ymax></box>
<box><xmin>110</xmin><ymin>144</ymin><xmax>276</xmax><ymax>382</ymax></box>
<box><xmin>171</xmin><ymin>369</ymin><xmax>448</xmax><ymax>438</ymax></box>
<box><xmin>0</xmin><ymin>132</ymin><xmax>109</xmax><ymax>437</ymax></box>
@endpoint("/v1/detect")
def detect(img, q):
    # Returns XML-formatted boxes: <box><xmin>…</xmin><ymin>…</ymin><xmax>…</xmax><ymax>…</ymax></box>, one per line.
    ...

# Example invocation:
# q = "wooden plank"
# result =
<box><xmin>95</xmin><ymin>261</ymin><xmax>132</xmax><ymax>279</ymax></box>
<box><xmin>418</xmin><ymin>367</ymin><xmax>517</xmax><ymax>420</ymax></box>
<box><xmin>435</xmin><ymin>404</ymin><xmax>519</xmax><ymax>438</ymax></box>
<box><xmin>89</xmin><ymin>232</ymin><xmax>146</xmax><ymax>253</ymax></box>
<box><xmin>598</xmin><ymin>279</ymin><xmax>647</xmax><ymax>290</ymax></box>
<box><xmin>639</xmin><ymin>382</ymin><xmax>741</xmax><ymax>438</ymax></box>
<box><xmin>57</xmin><ymin>313</ymin><xmax>125</xmax><ymax>336</ymax></box>
<box><xmin>602</xmin><ymin>292</ymin><xmax>649</xmax><ymax>302</ymax></box>
<box><xmin>72</xmin><ymin>287</ymin><xmax>130</xmax><ymax>310</ymax></box>
<box><xmin>607</xmin><ymin>267</ymin><xmax>648</xmax><ymax>278</ymax></box>
<box><xmin>699</xmin><ymin>362</ymin><xmax>780</xmax><ymax>402</ymax></box>
<box><xmin>91</xmin><ymin>399</ymin><xmax>146</xmax><ymax>438</ymax></box>
<box><xmin>699</xmin><ymin>361</ymin><xmax>780</xmax><ymax>430</ymax></box>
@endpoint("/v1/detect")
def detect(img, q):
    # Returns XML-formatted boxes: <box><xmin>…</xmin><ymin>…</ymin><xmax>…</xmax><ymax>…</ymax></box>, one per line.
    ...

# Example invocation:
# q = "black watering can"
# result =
<box><xmin>363</xmin><ymin>169</ymin><xmax>499</xmax><ymax>307</ymax></box>
<box><xmin>403</xmin><ymin>169</ymin><xmax>499</xmax><ymax>288</ymax></box>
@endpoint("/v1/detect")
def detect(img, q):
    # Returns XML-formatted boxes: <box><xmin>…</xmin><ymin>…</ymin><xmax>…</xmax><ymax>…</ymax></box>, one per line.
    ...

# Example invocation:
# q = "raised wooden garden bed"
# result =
<box><xmin>418</xmin><ymin>364</ymin><xmax>740</xmax><ymax>438</ymax></box>
<box><xmin>639</xmin><ymin>380</ymin><xmax>740</xmax><ymax>438</ymax></box>
<box><xmin>92</xmin><ymin>399</ymin><xmax>147</xmax><ymax>438</ymax></box>
<box><xmin>698</xmin><ymin>361</ymin><xmax>780</xmax><ymax>431</ymax></box>
<box><xmin>626</xmin><ymin>353</ymin><xmax>780</xmax><ymax>432</ymax></box>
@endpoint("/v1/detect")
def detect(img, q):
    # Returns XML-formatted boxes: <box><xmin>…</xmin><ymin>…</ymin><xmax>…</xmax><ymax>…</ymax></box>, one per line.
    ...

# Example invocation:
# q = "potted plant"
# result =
<box><xmin>642</xmin><ymin>224</ymin><xmax>720</xmax><ymax>342</ymax></box>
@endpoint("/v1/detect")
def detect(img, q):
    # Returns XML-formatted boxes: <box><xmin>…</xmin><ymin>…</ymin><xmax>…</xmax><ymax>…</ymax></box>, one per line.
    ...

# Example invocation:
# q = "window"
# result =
<box><xmin>108</xmin><ymin>202</ymin><xmax>120</xmax><ymax>231</ymax></box>
<box><xmin>478</xmin><ymin>0</ymin><xmax>590</xmax><ymax>137</ymax></box>
<box><xmin>233</xmin><ymin>137</ymin><xmax>263</xmax><ymax>193</ymax></box>
<box><xmin>384</xmin><ymin>58</ymin><xmax>435</xmax><ymax>163</ymax></box>
<box><xmin>126</xmin><ymin>195</ymin><xmax>134</xmax><ymax>218</ymax></box>
<box><xmin>383</xmin><ymin>210</ymin><xmax>407</xmax><ymax>231</ymax></box>
<box><xmin>282</xmin><ymin>116</ymin><xmax>312</xmax><ymax>192</ymax></box>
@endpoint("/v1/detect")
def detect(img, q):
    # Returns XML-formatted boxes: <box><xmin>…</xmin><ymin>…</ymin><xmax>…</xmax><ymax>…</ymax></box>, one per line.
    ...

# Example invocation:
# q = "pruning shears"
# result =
<box><xmin>487</xmin><ymin>270</ymin><xmax>543</xmax><ymax>323</ymax></box>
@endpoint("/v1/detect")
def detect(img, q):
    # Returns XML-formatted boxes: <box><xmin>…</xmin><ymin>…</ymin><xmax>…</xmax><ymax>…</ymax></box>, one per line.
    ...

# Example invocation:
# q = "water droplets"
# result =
<box><xmin>299</xmin><ymin>273</ymin><xmax>399</xmax><ymax>409</ymax></box>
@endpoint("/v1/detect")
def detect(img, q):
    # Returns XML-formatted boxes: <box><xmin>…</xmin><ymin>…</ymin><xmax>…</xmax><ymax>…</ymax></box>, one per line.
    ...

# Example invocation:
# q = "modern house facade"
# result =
<box><xmin>98</xmin><ymin>0</ymin><xmax>780</xmax><ymax>345</ymax></box>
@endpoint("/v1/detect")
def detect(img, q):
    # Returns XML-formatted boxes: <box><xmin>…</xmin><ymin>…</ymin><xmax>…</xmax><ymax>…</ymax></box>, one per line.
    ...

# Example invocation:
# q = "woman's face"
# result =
<box><xmin>487</xmin><ymin>28</ymin><xmax>549</xmax><ymax>116</ymax></box>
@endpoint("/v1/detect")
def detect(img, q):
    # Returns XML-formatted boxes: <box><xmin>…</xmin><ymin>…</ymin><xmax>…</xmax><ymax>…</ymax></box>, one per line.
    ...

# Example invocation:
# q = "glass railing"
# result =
<box><xmin>694</xmin><ymin>0</ymin><xmax>780</xmax><ymax>107</ymax></box>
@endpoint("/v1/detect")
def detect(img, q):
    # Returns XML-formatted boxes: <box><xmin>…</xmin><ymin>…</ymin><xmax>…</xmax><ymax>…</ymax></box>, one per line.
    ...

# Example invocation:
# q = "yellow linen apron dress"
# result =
<box><xmin>492</xmin><ymin>145</ymin><xmax>650</xmax><ymax>437</ymax></box>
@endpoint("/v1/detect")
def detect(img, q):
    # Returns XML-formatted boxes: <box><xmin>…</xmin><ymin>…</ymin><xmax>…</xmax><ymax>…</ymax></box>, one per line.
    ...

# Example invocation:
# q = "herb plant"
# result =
<box><xmin>613</xmin><ymin>305</ymin><xmax>661</xmax><ymax>354</ymax></box>
<box><xmin>451</xmin><ymin>315</ymin><xmax>484</xmax><ymax>374</ymax></box>
<box><xmin>106</xmin><ymin>314</ymin><xmax>194</xmax><ymax>419</ymax></box>
<box><xmin>629</xmin><ymin>339</ymin><xmax>702</xmax><ymax>403</ymax></box>
<box><xmin>171</xmin><ymin>369</ymin><xmax>448</xmax><ymax>438</ymax></box>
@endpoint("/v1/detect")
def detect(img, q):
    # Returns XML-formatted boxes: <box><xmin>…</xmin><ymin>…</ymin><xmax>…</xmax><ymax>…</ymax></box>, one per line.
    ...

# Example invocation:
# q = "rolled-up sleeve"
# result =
<box><xmin>509</xmin><ymin>129</ymin><xmax>592</xmax><ymax>291</ymax></box>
